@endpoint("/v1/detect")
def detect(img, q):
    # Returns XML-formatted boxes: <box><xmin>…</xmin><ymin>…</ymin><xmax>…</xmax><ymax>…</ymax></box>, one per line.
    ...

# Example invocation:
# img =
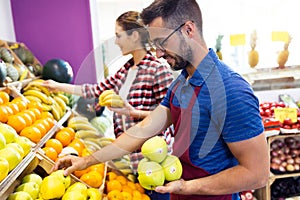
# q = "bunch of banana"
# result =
<box><xmin>99</xmin><ymin>90</ymin><xmax>124</xmax><ymax>108</ymax></box>
<box><xmin>111</xmin><ymin>156</ymin><xmax>133</xmax><ymax>176</ymax></box>
<box><xmin>22</xmin><ymin>79</ymin><xmax>70</xmax><ymax>120</ymax></box>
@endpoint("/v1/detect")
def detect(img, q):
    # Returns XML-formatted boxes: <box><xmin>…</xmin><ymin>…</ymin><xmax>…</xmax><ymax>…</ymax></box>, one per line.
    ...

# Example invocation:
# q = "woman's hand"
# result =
<box><xmin>51</xmin><ymin>155</ymin><xmax>89</xmax><ymax>176</ymax></box>
<box><xmin>41</xmin><ymin>79</ymin><xmax>61</xmax><ymax>92</ymax></box>
<box><xmin>109</xmin><ymin>100</ymin><xmax>135</xmax><ymax>116</ymax></box>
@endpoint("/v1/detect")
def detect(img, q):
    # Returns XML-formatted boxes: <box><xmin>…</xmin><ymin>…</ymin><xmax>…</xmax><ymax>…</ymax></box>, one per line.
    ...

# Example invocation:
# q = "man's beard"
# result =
<box><xmin>169</xmin><ymin>41</ymin><xmax>193</xmax><ymax>71</ymax></box>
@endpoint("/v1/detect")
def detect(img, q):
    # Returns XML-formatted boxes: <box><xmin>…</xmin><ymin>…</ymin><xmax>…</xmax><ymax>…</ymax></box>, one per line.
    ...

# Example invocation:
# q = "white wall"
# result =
<box><xmin>95</xmin><ymin>0</ymin><xmax>300</xmax><ymax>75</ymax></box>
<box><xmin>0</xmin><ymin>0</ymin><xmax>16</xmax><ymax>41</ymax></box>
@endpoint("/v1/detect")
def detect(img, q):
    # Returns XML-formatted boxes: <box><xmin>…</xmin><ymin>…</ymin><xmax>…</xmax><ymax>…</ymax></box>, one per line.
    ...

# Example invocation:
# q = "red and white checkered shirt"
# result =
<box><xmin>81</xmin><ymin>52</ymin><xmax>174</xmax><ymax>173</ymax></box>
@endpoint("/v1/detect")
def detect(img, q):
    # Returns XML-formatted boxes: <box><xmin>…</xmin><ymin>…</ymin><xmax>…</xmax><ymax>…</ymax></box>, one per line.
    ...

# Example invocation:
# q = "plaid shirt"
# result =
<box><xmin>82</xmin><ymin>52</ymin><xmax>174</xmax><ymax>173</ymax></box>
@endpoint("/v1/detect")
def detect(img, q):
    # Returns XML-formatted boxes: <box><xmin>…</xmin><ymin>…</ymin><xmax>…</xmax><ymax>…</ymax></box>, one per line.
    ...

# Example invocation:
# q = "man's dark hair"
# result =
<box><xmin>140</xmin><ymin>0</ymin><xmax>204</xmax><ymax>36</ymax></box>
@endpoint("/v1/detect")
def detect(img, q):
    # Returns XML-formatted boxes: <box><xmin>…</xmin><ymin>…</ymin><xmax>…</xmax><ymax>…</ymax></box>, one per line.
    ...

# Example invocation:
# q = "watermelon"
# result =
<box><xmin>42</xmin><ymin>59</ymin><xmax>73</xmax><ymax>83</ymax></box>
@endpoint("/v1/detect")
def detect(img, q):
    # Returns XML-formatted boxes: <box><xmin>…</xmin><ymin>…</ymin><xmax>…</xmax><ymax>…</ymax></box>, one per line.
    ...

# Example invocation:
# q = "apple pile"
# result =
<box><xmin>8</xmin><ymin>170</ymin><xmax>102</xmax><ymax>200</ymax></box>
<box><xmin>0</xmin><ymin>123</ymin><xmax>33</xmax><ymax>182</ymax></box>
<box><xmin>137</xmin><ymin>136</ymin><xmax>183</xmax><ymax>190</ymax></box>
<box><xmin>270</xmin><ymin>137</ymin><xmax>300</xmax><ymax>174</ymax></box>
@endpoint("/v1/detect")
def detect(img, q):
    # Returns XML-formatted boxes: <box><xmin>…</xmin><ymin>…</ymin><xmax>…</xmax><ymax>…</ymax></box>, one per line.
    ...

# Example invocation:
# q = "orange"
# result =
<box><xmin>55</xmin><ymin>130</ymin><xmax>72</xmax><ymax>147</ymax></box>
<box><xmin>23</xmin><ymin>109</ymin><xmax>36</xmax><ymax>122</ymax></box>
<box><xmin>34</xmin><ymin>119</ymin><xmax>51</xmax><ymax>132</ymax></box>
<box><xmin>44</xmin><ymin>117</ymin><xmax>55</xmax><ymax>128</ymax></box>
<box><xmin>68</xmin><ymin>138</ymin><xmax>84</xmax><ymax>155</ymax></box>
<box><xmin>122</xmin><ymin>185</ymin><xmax>133</xmax><ymax>194</ymax></box>
<box><xmin>42</xmin><ymin>146</ymin><xmax>58</xmax><ymax>162</ymax></box>
<box><xmin>41</xmin><ymin>111</ymin><xmax>54</xmax><ymax>120</ymax></box>
<box><xmin>0</xmin><ymin>91</ymin><xmax>10</xmax><ymax>104</ymax></box>
<box><xmin>80</xmin><ymin>171</ymin><xmax>103</xmax><ymax>188</ymax></box>
<box><xmin>73</xmin><ymin>167</ymin><xmax>91</xmax><ymax>178</ymax></box>
<box><xmin>107</xmin><ymin>179</ymin><xmax>122</xmax><ymax>192</ymax></box>
<box><xmin>132</xmin><ymin>190</ymin><xmax>142</xmax><ymax>199</ymax></box>
<box><xmin>20</xmin><ymin>126</ymin><xmax>42</xmax><ymax>143</ymax></box>
<box><xmin>121</xmin><ymin>191</ymin><xmax>132</xmax><ymax>200</ymax></box>
<box><xmin>32</xmin><ymin>122</ymin><xmax>48</xmax><ymax>137</ymax></box>
<box><xmin>5</xmin><ymin>102</ymin><xmax>19</xmax><ymax>114</ymax></box>
<box><xmin>127</xmin><ymin>182</ymin><xmax>137</xmax><ymax>191</ymax></box>
<box><xmin>0</xmin><ymin>105</ymin><xmax>9</xmax><ymax>123</ymax></box>
<box><xmin>7</xmin><ymin>114</ymin><xmax>27</xmax><ymax>133</ymax></box>
<box><xmin>141</xmin><ymin>194</ymin><xmax>151</xmax><ymax>200</ymax></box>
<box><xmin>89</xmin><ymin>163</ymin><xmax>105</xmax><ymax>174</ymax></box>
<box><xmin>81</xmin><ymin>148</ymin><xmax>91</xmax><ymax>157</ymax></box>
<box><xmin>27</xmin><ymin>101</ymin><xmax>43</xmax><ymax>112</ymax></box>
<box><xmin>12</xmin><ymin>98</ymin><xmax>28</xmax><ymax>111</ymax></box>
<box><xmin>5</xmin><ymin>106</ymin><xmax>13</xmax><ymax>116</ymax></box>
<box><xmin>107</xmin><ymin>171</ymin><xmax>118</xmax><ymax>181</ymax></box>
<box><xmin>28</xmin><ymin>108</ymin><xmax>42</xmax><ymax>120</ymax></box>
<box><xmin>60</xmin><ymin>127</ymin><xmax>75</xmax><ymax>139</ymax></box>
<box><xmin>45</xmin><ymin>138</ymin><xmax>63</xmax><ymax>154</ymax></box>
<box><xmin>18</xmin><ymin>112</ymin><xmax>33</xmax><ymax>126</ymax></box>
<box><xmin>116</xmin><ymin>175</ymin><xmax>128</xmax><ymax>186</ymax></box>
<box><xmin>107</xmin><ymin>190</ymin><xmax>123</xmax><ymax>200</ymax></box>
<box><xmin>0</xmin><ymin>98</ymin><xmax>3</xmax><ymax>105</ymax></box>
<box><xmin>135</xmin><ymin>183</ymin><xmax>145</xmax><ymax>194</ymax></box>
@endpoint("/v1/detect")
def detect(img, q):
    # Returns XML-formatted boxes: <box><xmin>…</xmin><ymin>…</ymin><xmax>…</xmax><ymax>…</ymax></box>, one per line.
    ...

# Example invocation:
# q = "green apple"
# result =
<box><xmin>0</xmin><ymin>123</ymin><xmax>18</xmax><ymax>143</ymax></box>
<box><xmin>137</xmin><ymin>161</ymin><xmax>165</xmax><ymax>190</ymax></box>
<box><xmin>161</xmin><ymin>155</ymin><xmax>183</xmax><ymax>181</ymax></box>
<box><xmin>40</xmin><ymin>175</ymin><xmax>65</xmax><ymax>199</ymax></box>
<box><xmin>0</xmin><ymin>157</ymin><xmax>9</xmax><ymax>182</ymax></box>
<box><xmin>8</xmin><ymin>191</ymin><xmax>33</xmax><ymax>200</ymax></box>
<box><xmin>62</xmin><ymin>190</ymin><xmax>87</xmax><ymax>200</ymax></box>
<box><xmin>15</xmin><ymin>136</ymin><xmax>33</xmax><ymax>156</ymax></box>
<box><xmin>16</xmin><ymin>182</ymin><xmax>40</xmax><ymax>199</ymax></box>
<box><xmin>141</xmin><ymin>136</ymin><xmax>168</xmax><ymax>163</ymax></box>
<box><xmin>87</xmin><ymin>188</ymin><xmax>102</xmax><ymax>200</ymax></box>
<box><xmin>22</xmin><ymin>173</ymin><xmax>43</xmax><ymax>186</ymax></box>
<box><xmin>50</xmin><ymin>169</ymin><xmax>71</xmax><ymax>188</ymax></box>
<box><xmin>0</xmin><ymin>133</ymin><xmax>6</xmax><ymax>149</ymax></box>
<box><xmin>6</xmin><ymin>143</ymin><xmax>25</xmax><ymax>158</ymax></box>
<box><xmin>0</xmin><ymin>147</ymin><xmax>22</xmax><ymax>171</ymax></box>
<box><xmin>66</xmin><ymin>182</ymin><xmax>88</xmax><ymax>196</ymax></box>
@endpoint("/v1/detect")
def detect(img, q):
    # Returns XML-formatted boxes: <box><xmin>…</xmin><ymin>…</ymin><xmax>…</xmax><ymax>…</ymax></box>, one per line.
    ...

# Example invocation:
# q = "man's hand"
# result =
<box><xmin>155</xmin><ymin>179</ymin><xmax>186</xmax><ymax>194</ymax></box>
<box><xmin>51</xmin><ymin>155</ymin><xmax>88</xmax><ymax>176</ymax></box>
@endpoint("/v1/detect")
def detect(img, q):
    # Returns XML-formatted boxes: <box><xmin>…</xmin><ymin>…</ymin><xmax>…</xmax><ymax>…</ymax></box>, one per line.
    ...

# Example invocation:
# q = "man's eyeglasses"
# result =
<box><xmin>152</xmin><ymin>23</ymin><xmax>185</xmax><ymax>52</ymax></box>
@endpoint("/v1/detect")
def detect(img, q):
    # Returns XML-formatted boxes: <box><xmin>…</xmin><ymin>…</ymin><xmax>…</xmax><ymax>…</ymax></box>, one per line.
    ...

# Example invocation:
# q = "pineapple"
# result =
<box><xmin>248</xmin><ymin>30</ymin><xmax>259</xmax><ymax>68</ymax></box>
<box><xmin>277</xmin><ymin>34</ymin><xmax>292</xmax><ymax>68</ymax></box>
<box><xmin>215</xmin><ymin>34</ymin><xmax>224</xmax><ymax>60</ymax></box>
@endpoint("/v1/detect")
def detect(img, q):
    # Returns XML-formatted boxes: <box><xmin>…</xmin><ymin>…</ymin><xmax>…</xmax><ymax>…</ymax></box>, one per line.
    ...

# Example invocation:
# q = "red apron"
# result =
<box><xmin>170</xmin><ymin>82</ymin><xmax>232</xmax><ymax>200</ymax></box>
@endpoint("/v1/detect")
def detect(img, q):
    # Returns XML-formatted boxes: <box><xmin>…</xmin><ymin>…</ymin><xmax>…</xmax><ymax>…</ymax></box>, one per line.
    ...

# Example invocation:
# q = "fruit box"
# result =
<box><xmin>1</xmin><ymin>151</ymin><xmax>92</xmax><ymax>199</ymax></box>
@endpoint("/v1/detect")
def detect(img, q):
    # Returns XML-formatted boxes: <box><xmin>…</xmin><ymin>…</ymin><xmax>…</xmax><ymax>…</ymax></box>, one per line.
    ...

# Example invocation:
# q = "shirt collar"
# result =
<box><xmin>179</xmin><ymin>48</ymin><xmax>218</xmax><ymax>86</ymax></box>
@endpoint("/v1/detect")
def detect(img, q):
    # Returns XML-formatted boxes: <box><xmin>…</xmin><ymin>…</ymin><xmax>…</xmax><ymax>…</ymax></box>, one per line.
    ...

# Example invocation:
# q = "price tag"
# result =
<box><xmin>230</xmin><ymin>34</ymin><xmax>246</xmax><ymax>46</ymax></box>
<box><xmin>274</xmin><ymin>107</ymin><xmax>298</xmax><ymax>123</ymax></box>
<box><xmin>271</xmin><ymin>31</ymin><xmax>289</xmax><ymax>43</ymax></box>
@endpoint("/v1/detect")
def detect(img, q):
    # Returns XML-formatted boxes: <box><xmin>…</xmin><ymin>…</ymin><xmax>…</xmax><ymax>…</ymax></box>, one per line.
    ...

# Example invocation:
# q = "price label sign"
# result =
<box><xmin>271</xmin><ymin>31</ymin><xmax>289</xmax><ymax>43</ymax></box>
<box><xmin>230</xmin><ymin>34</ymin><xmax>246</xmax><ymax>46</ymax></box>
<box><xmin>274</xmin><ymin>107</ymin><xmax>298</xmax><ymax>123</ymax></box>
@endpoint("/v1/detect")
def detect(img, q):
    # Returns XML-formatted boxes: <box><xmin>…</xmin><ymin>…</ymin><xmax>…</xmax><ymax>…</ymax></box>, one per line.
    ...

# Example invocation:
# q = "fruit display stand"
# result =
<box><xmin>255</xmin><ymin>132</ymin><xmax>300</xmax><ymax>200</ymax></box>
<box><xmin>0</xmin><ymin>150</ymin><xmax>93</xmax><ymax>199</ymax></box>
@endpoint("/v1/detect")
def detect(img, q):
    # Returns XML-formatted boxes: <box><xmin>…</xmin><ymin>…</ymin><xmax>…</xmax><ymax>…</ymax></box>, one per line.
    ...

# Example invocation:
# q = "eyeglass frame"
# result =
<box><xmin>152</xmin><ymin>22</ymin><xmax>186</xmax><ymax>51</ymax></box>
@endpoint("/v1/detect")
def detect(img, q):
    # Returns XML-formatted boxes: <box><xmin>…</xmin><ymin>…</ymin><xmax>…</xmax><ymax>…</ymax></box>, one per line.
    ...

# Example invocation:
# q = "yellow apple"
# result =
<box><xmin>161</xmin><ymin>155</ymin><xmax>183</xmax><ymax>181</ymax></box>
<box><xmin>0</xmin><ymin>123</ymin><xmax>18</xmax><ymax>143</ymax></box>
<box><xmin>22</xmin><ymin>173</ymin><xmax>43</xmax><ymax>187</ymax></box>
<box><xmin>7</xmin><ymin>191</ymin><xmax>33</xmax><ymax>200</ymax></box>
<box><xmin>15</xmin><ymin>136</ymin><xmax>33</xmax><ymax>156</ymax></box>
<box><xmin>6</xmin><ymin>143</ymin><xmax>25</xmax><ymax>158</ymax></box>
<box><xmin>65</xmin><ymin>182</ymin><xmax>87</xmax><ymax>196</ymax></box>
<box><xmin>141</xmin><ymin>136</ymin><xmax>168</xmax><ymax>163</ymax></box>
<box><xmin>0</xmin><ymin>133</ymin><xmax>6</xmax><ymax>149</ymax></box>
<box><xmin>62</xmin><ymin>190</ymin><xmax>87</xmax><ymax>200</ymax></box>
<box><xmin>50</xmin><ymin>170</ymin><xmax>71</xmax><ymax>188</ymax></box>
<box><xmin>40</xmin><ymin>175</ymin><xmax>65</xmax><ymax>199</ymax></box>
<box><xmin>87</xmin><ymin>188</ymin><xmax>102</xmax><ymax>200</ymax></box>
<box><xmin>0</xmin><ymin>157</ymin><xmax>9</xmax><ymax>182</ymax></box>
<box><xmin>0</xmin><ymin>147</ymin><xmax>22</xmax><ymax>171</ymax></box>
<box><xmin>16</xmin><ymin>182</ymin><xmax>40</xmax><ymax>199</ymax></box>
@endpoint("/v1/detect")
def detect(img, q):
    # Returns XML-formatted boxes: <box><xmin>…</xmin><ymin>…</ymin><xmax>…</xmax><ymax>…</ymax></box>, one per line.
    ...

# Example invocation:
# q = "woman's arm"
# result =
<box><xmin>42</xmin><ymin>80</ymin><xmax>83</xmax><ymax>96</ymax></box>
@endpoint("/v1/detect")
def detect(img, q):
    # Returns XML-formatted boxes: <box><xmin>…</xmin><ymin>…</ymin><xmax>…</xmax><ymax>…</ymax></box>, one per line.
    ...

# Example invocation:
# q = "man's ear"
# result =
<box><xmin>184</xmin><ymin>21</ymin><xmax>194</xmax><ymax>37</ymax></box>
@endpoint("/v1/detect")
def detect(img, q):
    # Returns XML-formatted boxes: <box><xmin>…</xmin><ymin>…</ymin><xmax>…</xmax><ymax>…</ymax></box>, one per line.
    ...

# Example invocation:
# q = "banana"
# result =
<box><xmin>68</xmin><ymin>116</ymin><xmax>89</xmax><ymax>126</ymax></box>
<box><xmin>119</xmin><ymin>168</ymin><xmax>133</xmax><ymax>176</ymax></box>
<box><xmin>100</xmin><ymin>97</ymin><xmax>124</xmax><ymax>108</ymax></box>
<box><xmin>113</xmin><ymin>160</ymin><xmax>132</xmax><ymax>170</ymax></box>
<box><xmin>68</xmin><ymin>123</ymin><xmax>99</xmax><ymax>132</ymax></box>
<box><xmin>75</xmin><ymin>130</ymin><xmax>103</xmax><ymax>139</ymax></box>
<box><xmin>99</xmin><ymin>90</ymin><xmax>115</xmax><ymax>103</ymax></box>
<box><xmin>23</xmin><ymin>90</ymin><xmax>53</xmax><ymax>105</ymax></box>
<box><xmin>52</xmin><ymin>99</ymin><xmax>64</xmax><ymax>119</ymax></box>
<box><xmin>25</xmin><ymin>95</ymin><xmax>42</xmax><ymax>103</ymax></box>
<box><xmin>23</xmin><ymin>81</ymin><xmax>51</xmax><ymax>96</ymax></box>
<box><xmin>98</xmin><ymin>137</ymin><xmax>115</xmax><ymax>143</ymax></box>
<box><xmin>41</xmin><ymin>103</ymin><xmax>52</xmax><ymax>112</ymax></box>
<box><xmin>50</xmin><ymin>103</ymin><xmax>61</xmax><ymax>121</ymax></box>
<box><xmin>53</xmin><ymin>96</ymin><xmax>67</xmax><ymax>113</ymax></box>
<box><xmin>83</xmin><ymin>140</ymin><xmax>101</xmax><ymax>152</ymax></box>
<box><xmin>55</xmin><ymin>93</ymin><xmax>70</xmax><ymax>105</ymax></box>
